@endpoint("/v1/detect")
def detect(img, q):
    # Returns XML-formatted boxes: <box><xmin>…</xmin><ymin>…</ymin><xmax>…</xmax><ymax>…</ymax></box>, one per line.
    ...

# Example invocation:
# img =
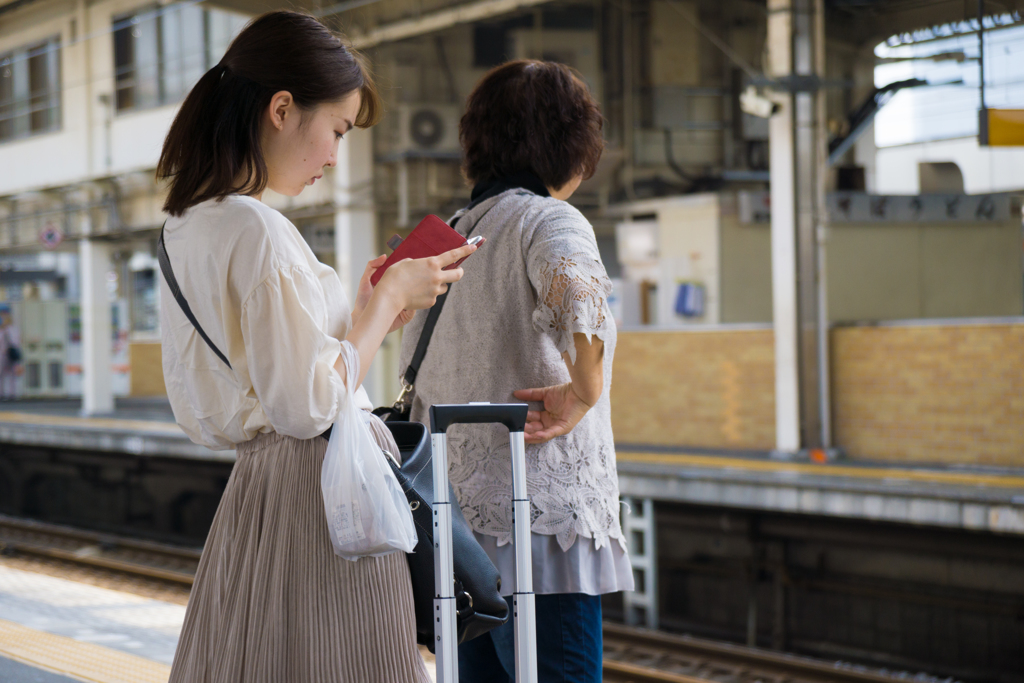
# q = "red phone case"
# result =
<box><xmin>370</xmin><ymin>215</ymin><xmax>471</xmax><ymax>287</ymax></box>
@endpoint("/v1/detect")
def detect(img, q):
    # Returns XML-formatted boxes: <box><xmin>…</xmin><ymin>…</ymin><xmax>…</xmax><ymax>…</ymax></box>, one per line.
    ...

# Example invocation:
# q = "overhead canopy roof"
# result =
<box><xmin>1</xmin><ymin>0</ymin><xmax>1020</xmax><ymax>49</ymax></box>
<box><xmin>826</xmin><ymin>0</ymin><xmax>1024</xmax><ymax>46</ymax></box>
<box><xmin>303</xmin><ymin>0</ymin><xmax>1024</xmax><ymax>51</ymax></box>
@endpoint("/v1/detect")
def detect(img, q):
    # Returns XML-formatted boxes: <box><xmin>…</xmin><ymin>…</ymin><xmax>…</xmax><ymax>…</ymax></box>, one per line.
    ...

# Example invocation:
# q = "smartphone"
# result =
<box><xmin>443</xmin><ymin>235</ymin><xmax>485</xmax><ymax>272</ymax></box>
<box><xmin>371</xmin><ymin>216</ymin><xmax>485</xmax><ymax>287</ymax></box>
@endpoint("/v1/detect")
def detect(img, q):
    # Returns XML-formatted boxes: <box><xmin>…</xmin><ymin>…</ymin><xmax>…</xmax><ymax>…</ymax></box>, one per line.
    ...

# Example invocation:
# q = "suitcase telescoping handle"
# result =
<box><xmin>427</xmin><ymin>403</ymin><xmax>536</xmax><ymax>683</ymax></box>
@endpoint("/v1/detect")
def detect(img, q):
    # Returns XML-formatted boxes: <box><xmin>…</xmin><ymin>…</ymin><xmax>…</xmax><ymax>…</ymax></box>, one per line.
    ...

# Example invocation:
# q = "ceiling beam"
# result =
<box><xmin>347</xmin><ymin>0</ymin><xmax>552</xmax><ymax>48</ymax></box>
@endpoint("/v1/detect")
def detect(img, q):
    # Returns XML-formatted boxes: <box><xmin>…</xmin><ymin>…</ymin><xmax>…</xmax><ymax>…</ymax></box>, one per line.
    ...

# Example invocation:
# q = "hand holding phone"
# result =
<box><xmin>380</xmin><ymin>241</ymin><xmax>478</xmax><ymax>311</ymax></box>
<box><xmin>370</xmin><ymin>215</ymin><xmax>484</xmax><ymax>287</ymax></box>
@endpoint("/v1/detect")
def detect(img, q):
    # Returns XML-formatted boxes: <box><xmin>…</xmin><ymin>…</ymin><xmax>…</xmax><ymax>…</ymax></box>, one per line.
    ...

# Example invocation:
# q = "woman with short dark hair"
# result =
<box><xmin>399</xmin><ymin>60</ymin><xmax>633</xmax><ymax>683</ymax></box>
<box><xmin>157</xmin><ymin>11</ymin><xmax>475</xmax><ymax>682</ymax></box>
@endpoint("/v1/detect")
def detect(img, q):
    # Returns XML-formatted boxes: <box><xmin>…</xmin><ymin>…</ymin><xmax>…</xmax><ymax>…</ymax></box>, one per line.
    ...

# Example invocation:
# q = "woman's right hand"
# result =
<box><xmin>377</xmin><ymin>243</ymin><xmax>478</xmax><ymax>311</ymax></box>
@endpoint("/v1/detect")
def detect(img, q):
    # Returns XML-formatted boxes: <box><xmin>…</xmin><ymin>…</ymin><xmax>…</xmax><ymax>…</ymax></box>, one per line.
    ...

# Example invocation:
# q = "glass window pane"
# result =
<box><xmin>159</xmin><ymin>5</ymin><xmax>182</xmax><ymax>103</ymax></box>
<box><xmin>26</xmin><ymin>361</ymin><xmax>40</xmax><ymax>389</ymax></box>
<box><xmin>28</xmin><ymin>50</ymin><xmax>46</xmax><ymax>131</ymax></box>
<box><xmin>47</xmin><ymin>39</ymin><xmax>60</xmax><ymax>131</ymax></box>
<box><xmin>48</xmin><ymin>361</ymin><xmax>62</xmax><ymax>389</ymax></box>
<box><xmin>113</xmin><ymin>19</ymin><xmax>135</xmax><ymax>111</ymax></box>
<box><xmin>134</xmin><ymin>14</ymin><xmax>160</xmax><ymax>109</ymax></box>
<box><xmin>0</xmin><ymin>37</ymin><xmax>59</xmax><ymax>140</ymax></box>
<box><xmin>11</xmin><ymin>50</ymin><xmax>29</xmax><ymax>138</ymax></box>
<box><xmin>0</xmin><ymin>54</ymin><xmax>12</xmax><ymax>141</ymax></box>
<box><xmin>27</xmin><ymin>41</ymin><xmax>57</xmax><ymax>133</ymax></box>
<box><xmin>131</xmin><ymin>268</ymin><xmax>158</xmax><ymax>333</ymax></box>
<box><xmin>207</xmin><ymin>9</ymin><xmax>246</xmax><ymax>66</ymax></box>
<box><xmin>179</xmin><ymin>4</ymin><xmax>205</xmax><ymax>93</ymax></box>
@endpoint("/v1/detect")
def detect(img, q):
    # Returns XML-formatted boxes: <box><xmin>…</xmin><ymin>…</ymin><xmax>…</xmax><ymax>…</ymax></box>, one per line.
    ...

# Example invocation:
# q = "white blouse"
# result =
<box><xmin>160</xmin><ymin>195</ymin><xmax>369</xmax><ymax>450</ymax></box>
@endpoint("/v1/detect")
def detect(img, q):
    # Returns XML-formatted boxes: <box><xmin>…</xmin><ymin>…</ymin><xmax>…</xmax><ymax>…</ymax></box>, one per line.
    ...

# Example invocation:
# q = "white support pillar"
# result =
<box><xmin>767</xmin><ymin>0</ymin><xmax>801</xmax><ymax>454</ymax></box>
<box><xmin>80</xmin><ymin>238</ymin><xmax>113</xmax><ymax>415</ymax></box>
<box><xmin>333</xmin><ymin>127</ymin><xmax>383</xmax><ymax>404</ymax></box>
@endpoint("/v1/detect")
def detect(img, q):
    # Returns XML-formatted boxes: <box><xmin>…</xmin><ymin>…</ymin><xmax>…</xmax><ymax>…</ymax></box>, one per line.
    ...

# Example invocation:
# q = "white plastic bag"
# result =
<box><xmin>321</xmin><ymin>342</ymin><xmax>417</xmax><ymax>560</ymax></box>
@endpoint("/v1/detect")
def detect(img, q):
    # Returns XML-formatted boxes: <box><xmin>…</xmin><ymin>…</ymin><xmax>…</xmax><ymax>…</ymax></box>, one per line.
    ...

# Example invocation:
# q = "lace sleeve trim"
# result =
<box><xmin>532</xmin><ymin>252</ymin><xmax>613</xmax><ymax>364</ymax></box>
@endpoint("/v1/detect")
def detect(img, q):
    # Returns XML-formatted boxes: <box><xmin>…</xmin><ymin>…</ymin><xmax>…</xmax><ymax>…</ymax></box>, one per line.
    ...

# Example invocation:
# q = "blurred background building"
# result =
<box><xmin>0</xmin><ymin>0</ymin><xmax>1022</xmax><ymax>679</ymax></box>
<box><xmin>0</xmin><ymin>0</ymin><xmax>1021</xmax><ymax>420</ymax></box>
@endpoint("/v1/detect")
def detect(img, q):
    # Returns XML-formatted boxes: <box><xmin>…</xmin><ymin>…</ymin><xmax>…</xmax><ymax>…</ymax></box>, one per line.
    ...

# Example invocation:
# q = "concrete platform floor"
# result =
<box><xmin>0</xmin><ymin>656</ymin><xmax>78</xmax><ymax>683</ymax></box>
<box><xmin>0</xmin><ymin>561</ymin><xmax>438</xmax><ymax>683</ymax></box>
<box><xmin>0</xmin><ymin>397</ymin><xmax>176</xmax><ymax>422</ymax></box>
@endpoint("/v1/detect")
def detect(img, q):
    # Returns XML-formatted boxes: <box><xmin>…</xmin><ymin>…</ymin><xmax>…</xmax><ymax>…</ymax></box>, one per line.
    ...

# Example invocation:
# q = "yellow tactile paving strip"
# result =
<box><xmin>617</xmin><ymin>451</ymin><xmax>1024</xmax><ymax>490</ymax></box>
<box><xmin>0</xmin><ymin>411</ymin><xmax>182</xmax><ymax>436</ymax></box>
<box><xmin>0</xmin><ymin>618</ymin><xmax>170</xmax><ymax>683</ymax></box>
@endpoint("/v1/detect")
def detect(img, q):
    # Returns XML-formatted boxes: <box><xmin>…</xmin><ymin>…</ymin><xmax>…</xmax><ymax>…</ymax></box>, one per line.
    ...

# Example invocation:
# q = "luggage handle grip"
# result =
<box><xmin>429</xmin><ymin>403</ymin><xmax>528</xmax><ymax>435</ymax></box>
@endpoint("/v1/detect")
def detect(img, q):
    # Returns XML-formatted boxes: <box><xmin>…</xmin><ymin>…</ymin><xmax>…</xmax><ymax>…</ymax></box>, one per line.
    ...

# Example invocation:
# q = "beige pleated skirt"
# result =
<box><xmin>169</xmin><ymin>418</ymin><xmax>430</xmax><ymax>683</ymax></box>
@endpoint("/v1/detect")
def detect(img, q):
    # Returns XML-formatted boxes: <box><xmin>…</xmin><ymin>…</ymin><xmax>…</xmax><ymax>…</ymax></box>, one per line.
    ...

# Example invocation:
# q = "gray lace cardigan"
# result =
<box><xmin>399</xmin><ymin>188</ymin><xmax>624</xmax><ymax>552</ymax></box>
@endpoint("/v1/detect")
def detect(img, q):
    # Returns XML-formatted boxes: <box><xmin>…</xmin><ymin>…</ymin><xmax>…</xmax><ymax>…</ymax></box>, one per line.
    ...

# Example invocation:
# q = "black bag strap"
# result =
<box><xmin>158</xmin><ymin>223</ymin><xmax>233</xmax><ymax>370</ymax></box>
<box><xmin>401</xmin><ymin>189</ymin><xmax>508</xmax><ymax>389</ymax></box>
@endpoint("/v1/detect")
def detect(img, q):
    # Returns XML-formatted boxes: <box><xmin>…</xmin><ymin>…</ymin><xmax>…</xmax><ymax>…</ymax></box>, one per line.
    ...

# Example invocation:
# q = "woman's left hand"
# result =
<box><xmin>351</xmin><ymin>254</ymin><xmax>388</xmax><ymax>324</ymax></box>
<box><xmin>353</xmin><ymin>256</ymin><xmax>414</xmax><ymax>332</ymax></box>
<box><xmin>389</xmin><ymin>309</ymin><xmax>415</xmax><ymax>333</ymax></box>
<box><xmin>352</xmin><ymin>255</ymin><xmax>387</xmax><ymax>324</ymax></box>
<box><xmin>513</xmin><ymin>383</ymin><xmax>594</xmax><ymax>444</ymax></box>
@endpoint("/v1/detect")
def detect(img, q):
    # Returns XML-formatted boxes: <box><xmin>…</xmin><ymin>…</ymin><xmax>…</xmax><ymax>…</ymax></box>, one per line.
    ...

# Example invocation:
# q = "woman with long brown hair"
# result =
<box><xmin>156</xmin><ymin>11</ymin><xmax>475</xmax><ymax>681</ymax></box>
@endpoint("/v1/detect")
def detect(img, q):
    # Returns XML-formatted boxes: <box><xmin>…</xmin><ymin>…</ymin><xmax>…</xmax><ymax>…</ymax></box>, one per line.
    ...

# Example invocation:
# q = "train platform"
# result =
<box><xmin>1</xmin><ymin>399</ymin><xmax>1022</xmax><ymax>536</ymax></box>
<box><xmin>0</xmin><ymin>561</ymin><xmax>183</xmax><ymax>682</ymax></box>
<box><xmin>0</xmin><ymin>558</ymin><xmax>439</xmax><ymax>683</ymax></box>
<box><xmin>0</xmin><ymin>398</ymin><xmax>229</xmax><ymax>461</ymax></box>
<box><xmin>617</xmin><ymin>446</ymin><xmax>1024</xmax><ymax>536</ymax></box>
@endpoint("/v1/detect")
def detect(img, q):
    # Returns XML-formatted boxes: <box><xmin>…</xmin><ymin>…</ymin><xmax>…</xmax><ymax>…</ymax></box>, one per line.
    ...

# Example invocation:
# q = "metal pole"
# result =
<box><xmin>979</xmin><ymin>0</ymin><xmax>986</xmax><ymax>111</ymax></box>
<box><xmin>767</xmin><ymin>0</ymin><xmax>801</xmax><ymax>454</ymax></box>
<box><xmin>510</xmin><ymin>430</ymin><xmax>538</xmax><ymax>683</ymax></box>
<box><xmin>430</xmin><ymin>431</ymin><xmax>458</xmax><ymax>683</ymax></box>
<box><xmin>792</xmin><ymin>0</ymin><xmax>822</xmax><ymax>451</ymax></box>
<box><xmin>813</xmin><ymin>0</ymin><xmax>832</xmax><ymax>449</ymax></box>
<box><xmin>978</xmin><ymin>0</ymin><xmax>989</xmax><ymax>144</ymax></box>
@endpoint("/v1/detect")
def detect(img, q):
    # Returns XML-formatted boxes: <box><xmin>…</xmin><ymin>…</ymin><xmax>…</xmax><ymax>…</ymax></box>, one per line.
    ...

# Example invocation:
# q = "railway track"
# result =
<box><xmin>0</xmin><ymin>514</ymin><xmax>201</xmax><ymax>585</ymax></box>
<box><xmin>602</xmin><ymin>622</ymin><xmax>941</xmax><ymax>683</ymax></box>
<box><xmin>0</xmin><ymin>516</ymin><xmax>949</xmax><ymax>683</ymax></box>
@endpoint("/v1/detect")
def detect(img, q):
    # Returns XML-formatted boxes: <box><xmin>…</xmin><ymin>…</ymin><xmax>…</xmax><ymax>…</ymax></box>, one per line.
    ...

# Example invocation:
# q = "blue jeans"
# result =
<box><xmin>458</xmin><ymin>593</ymin><xmax>602</xmax><ymax>683</ymax></box>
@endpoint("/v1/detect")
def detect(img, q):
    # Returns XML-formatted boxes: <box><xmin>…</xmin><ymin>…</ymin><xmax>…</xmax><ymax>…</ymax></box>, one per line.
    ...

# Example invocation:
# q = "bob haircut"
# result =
<box><xmin>460</xmin><ymin>60</ymin><xmax>603</xmax><ymax>190</ymax></box>
<box><xmin>157</xmin><ymin>11</ymin><xmax>381</xmax><ymax>216</ymax></box>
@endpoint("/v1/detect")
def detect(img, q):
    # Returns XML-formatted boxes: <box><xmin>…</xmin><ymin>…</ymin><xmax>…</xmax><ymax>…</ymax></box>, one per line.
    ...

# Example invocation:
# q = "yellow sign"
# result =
<box><xmin>981</xmin><ymin>108</ymin><xmax>1024</xmax><ymax>146</ymax></box>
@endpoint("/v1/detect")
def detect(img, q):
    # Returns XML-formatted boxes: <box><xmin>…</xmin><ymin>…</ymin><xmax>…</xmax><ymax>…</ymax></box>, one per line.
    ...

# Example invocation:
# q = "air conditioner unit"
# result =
<box><xmin>395</xmin><ymin>103</ymin><xmax>462</xmax><ymax>157</ymax></box>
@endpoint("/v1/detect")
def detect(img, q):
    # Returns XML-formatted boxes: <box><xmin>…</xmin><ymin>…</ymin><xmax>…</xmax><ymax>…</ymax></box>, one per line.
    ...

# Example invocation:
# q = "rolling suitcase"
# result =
<box><xmin>428</xmin><ymin>403</ymin><xmax>537</xmax><ymax>683</ymax></box>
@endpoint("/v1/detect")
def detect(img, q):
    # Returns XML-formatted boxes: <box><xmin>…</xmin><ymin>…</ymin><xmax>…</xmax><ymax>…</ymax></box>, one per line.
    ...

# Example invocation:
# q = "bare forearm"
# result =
<box><xmin>338</xmin><ymin>290</ymin><xmax>403</xmax><ymax>389</ymax></box>
<box><xmin>562</xmin><ymin>333</ymin><xmax>604</xmax><ymax>406</ymax></box>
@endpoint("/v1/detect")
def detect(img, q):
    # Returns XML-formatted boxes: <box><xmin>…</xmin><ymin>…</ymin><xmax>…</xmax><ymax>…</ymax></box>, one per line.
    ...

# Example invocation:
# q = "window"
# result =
<box><xmin>0</xmin><ymin>37</ymin><xmax>61</xmax><ymax>143</ymax></box>
<box><xmin>113</xmin><ymin>3</ymin><xmax>247</xmax><ymax>113</ymax></box>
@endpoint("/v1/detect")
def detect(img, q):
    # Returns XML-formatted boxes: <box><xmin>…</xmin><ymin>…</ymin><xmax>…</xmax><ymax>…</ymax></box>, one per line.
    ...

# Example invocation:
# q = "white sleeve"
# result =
<box><xmin>240</xmin><ymin>265</ymin><xmax>350</xmax><ymax>439</ymax></box>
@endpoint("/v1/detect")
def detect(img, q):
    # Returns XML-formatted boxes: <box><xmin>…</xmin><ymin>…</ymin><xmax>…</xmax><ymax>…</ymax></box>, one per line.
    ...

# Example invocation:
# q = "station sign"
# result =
<box><xmin>828</xmin><ymin>192</ymin><xmax>1015</xmax><ymax>223</ymax></box>
<box><xmin>737</xmin><ymin>191</ymin><xmax>1019</xmax><ymax>224</ymax></box>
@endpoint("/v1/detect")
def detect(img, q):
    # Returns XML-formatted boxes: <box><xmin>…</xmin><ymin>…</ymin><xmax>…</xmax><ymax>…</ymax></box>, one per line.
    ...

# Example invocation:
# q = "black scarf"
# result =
<box><xmin>468</xmin><ymin>170</ymin><xmax>550</xmax><ymax>210</ymax></box>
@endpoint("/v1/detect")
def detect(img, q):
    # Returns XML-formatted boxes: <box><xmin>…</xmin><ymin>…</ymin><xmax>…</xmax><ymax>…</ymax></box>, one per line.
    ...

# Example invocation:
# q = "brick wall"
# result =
<box><xmin>611</xmin><ymin>329</ymin><xmax>776</xmax><ymax>449</ymax></box>
<box><xmin>128</xmin><ymin>342</ymin><xmax>166</xmax><ymax>397</ymax></box>
<box><xmin>832</xmin><ymin>323</ymin><xmax>1024</xmax><ymax>466</ymax></box>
